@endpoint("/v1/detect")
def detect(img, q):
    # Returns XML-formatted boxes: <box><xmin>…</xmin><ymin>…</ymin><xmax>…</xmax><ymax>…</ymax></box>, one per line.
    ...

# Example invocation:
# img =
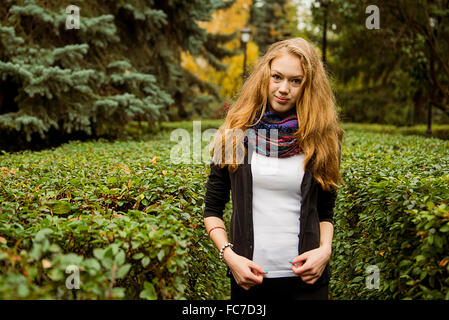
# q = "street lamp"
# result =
<box><xmin>320</xmin><ymin>0</ymin><xmax>329</xmax><ymax>67</ymax></box>
<box><xmin>426</xmin><ymin>15</ymin><xmax>438</xmax><ymax>135</ymax></box>
<box><xmin>241</xmin><ymin>27</ymin><xmax>251</xmax><ymax>83</ymax></box>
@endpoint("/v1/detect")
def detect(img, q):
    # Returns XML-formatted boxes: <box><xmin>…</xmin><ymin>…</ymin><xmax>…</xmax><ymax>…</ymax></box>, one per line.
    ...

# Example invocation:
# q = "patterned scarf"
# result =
<box><xmin>244</xmin><ymin>108</ymin><xmax>301</xmax><ymax>158</ymax></box>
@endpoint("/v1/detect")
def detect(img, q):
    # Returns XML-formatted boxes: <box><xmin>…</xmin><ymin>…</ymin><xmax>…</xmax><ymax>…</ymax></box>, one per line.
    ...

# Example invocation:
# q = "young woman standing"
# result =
<box><xmin>203</xmin><ymin>37</ymin><xmax>344</xmax><ymax>300</ymax></box>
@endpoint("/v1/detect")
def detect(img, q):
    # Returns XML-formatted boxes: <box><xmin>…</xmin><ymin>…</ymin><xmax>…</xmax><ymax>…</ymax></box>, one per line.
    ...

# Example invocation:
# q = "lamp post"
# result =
<box><xmin>321</xmin><ymin>0</ymin><xmax>329</xmax><ymax>67</ymax></box>
<box><xmin>426</xmin><ymin>15</ymin><xmax>438</xmax><ymax>135</ymax></box>
<box><xmin>241</xmin><ymin>27</ymin><xmax>251</xmax><ymax>83</ymax></box>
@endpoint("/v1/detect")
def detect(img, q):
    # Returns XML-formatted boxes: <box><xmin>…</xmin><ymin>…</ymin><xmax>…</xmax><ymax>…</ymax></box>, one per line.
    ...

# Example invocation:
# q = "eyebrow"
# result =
<box><xmin>272</xmin><ymin>70</ymin><xmax>304</xmax><ymax>78</ymax></box>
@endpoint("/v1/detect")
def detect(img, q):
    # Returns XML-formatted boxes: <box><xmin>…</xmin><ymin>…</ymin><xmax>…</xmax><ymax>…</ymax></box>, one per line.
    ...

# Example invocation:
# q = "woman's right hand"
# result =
<box><xmin>223</xmin><ymin>249</ymin><xmax>266</xmax><ymax>290</ymax></box>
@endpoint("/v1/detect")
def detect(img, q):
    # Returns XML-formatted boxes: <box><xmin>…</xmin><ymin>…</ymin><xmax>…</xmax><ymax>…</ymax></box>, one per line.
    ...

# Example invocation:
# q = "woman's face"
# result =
<box><xmin>267</xmin><ymin>52</ymin><xmax>304</xmax><ymax>115</ymax></box>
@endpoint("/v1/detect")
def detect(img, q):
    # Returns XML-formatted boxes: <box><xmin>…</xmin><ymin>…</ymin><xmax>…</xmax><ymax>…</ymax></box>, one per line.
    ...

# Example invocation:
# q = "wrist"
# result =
<box><xmin>219</xmin><ymin>242</ymin><xmax>233</xmax><ymax>262</ymax></box>
<box><xmin>222</xmin><ymin>247</ymin><xmax>235</xmax><ymax>264</ymax></box>
<box><xmin>320</xmin><ymin>244</ymin><xmax>332</xmax><ymax>258</ymax></box>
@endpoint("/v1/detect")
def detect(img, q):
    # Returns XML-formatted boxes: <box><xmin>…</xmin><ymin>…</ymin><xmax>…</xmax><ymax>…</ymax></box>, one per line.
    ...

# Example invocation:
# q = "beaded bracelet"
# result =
<box><xmin>208</xmin><ymin>226</ymin><xmax>226</xmax><ymax>237</ymax></box>
<box><xmin>219</xmin><ymin>242</ymin><xmax>233</xmax><ymax>262</ymax></box>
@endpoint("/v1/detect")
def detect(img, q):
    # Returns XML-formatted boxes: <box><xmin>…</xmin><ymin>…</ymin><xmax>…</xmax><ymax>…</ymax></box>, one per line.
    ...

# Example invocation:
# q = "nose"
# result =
<box><xmin>278</xmin><ymin>80</ymin><xmax>289</xmax><ymax>94</ymax></box>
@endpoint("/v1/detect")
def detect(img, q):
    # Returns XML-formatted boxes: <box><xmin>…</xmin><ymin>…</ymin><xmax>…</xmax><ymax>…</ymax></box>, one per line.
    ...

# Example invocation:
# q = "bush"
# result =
<box><xmin>342</xmin><ymin>123</ymin><xmax>449</xmax><ymax>141</ymax></box>
<box><xmin>0</xmin><ymin>126</ymin><xmax>230</xmax><ymax>299</ymax></box>
<box><xmin>331</xmin><ymin>130</ymin><xmax>449</xmax><ymax>299</ymax></box>
<box><xmin>1</xmin><ymin>121</ymin><xmax>448</xmax><ymax>299</ymax></box>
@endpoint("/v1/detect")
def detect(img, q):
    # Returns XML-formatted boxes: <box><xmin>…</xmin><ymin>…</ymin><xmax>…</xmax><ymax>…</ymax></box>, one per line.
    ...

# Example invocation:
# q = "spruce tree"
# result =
<box><xmin>0</xmin><ymin>0</ymin><xmax>236</xmax><ymax>150</ymax></box>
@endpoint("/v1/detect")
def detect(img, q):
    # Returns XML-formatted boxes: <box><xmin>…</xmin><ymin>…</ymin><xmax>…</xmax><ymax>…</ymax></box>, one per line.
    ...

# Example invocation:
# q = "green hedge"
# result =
<box><xmin>0</xmin><ymin>131</ymin><xmax>230</xmax><ymax>299</ymax></box>
<box><xmin>1</xmin><ymin>121</ymin><xmax>448</xmax><ymax>299</ymax></box>
<box><xmin>331</xmin><ymin>131</ymin><xmax>449</xmax><ymax>299</ymax></box>
<box><xmin>342</xmin><ymin>123</ymin><xmax>449</xmax><ymax>140</ymax></box>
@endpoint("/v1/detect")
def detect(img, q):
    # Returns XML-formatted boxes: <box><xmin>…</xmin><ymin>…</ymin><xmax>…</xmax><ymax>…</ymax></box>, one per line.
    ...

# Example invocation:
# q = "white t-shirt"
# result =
<box><xmin>251</xmin><ymin>149</ymin><xmax>305</xmax><ymax>278</ymax></box>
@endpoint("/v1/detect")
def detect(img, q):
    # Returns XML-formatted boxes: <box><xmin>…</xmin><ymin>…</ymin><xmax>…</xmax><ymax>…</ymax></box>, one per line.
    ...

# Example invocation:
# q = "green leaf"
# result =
<box><xmin>111</xmin><ymin>287</ymin><xmax>125</xmax><ymax>298</ymax></box>
<box><xmin>139</xmin><ymin>282</ymin><xmax>157</xmax><ymax>300</ymax></box>
<box><xmin>415</xmin><ymin>255</ymin><xmax>426</xmax><ymax>262</ymax></box>
<box><xmin>17</xmin><ymin>283</ymin><xmax>29</xmax><ymax>298</ymax></box>
<box><xmin>142</xmin><ymin>257</ymin><xmax>150</xmax><ymax>267</ymax></box>
<box><xmin>52</xmin><ymin>201</ymin><xmax>72</xmax><ymax>215</ymax></box>
<box><xmin>116</xmin><ymin>264</ymin><xmax>131</xmax><ymax>279</ymax></box>
<box><xmin>102</xmin><ymin>257</ymin><xmax>113</xmax><ymax>269</ymax></box>
<box><xmin>419</xmin><ymin>271</ymin><xmax>427</xmax><ymax>281</ymax></box>
<box><xmin>29</xmin><ymin>243</ymin><xmax>42</xmax><ymax>260</ymax></box>
<box><xmin>84</xmin><ymin>258</ymin><xmax>101</xmax><ymax>273</ymax></box>
<box><xmin>157</xmin><ymin>249</ymin><xmax>165</xmax><ymax>262</ymax></box>
<box><xmin>48</xmin><ymin>269</ymin><xmax>64</xmax><ymax>281</ymax></box>
<box><xmin>35</xmin><ymin>228</ymin><xmax>53</xmax><ymax>242</ymax></box>
<box><xmin>115</xmin><ymin>250</ymin><xmax>126</xmax><ymax>266</ymax></box>
<box><xmin>93</xmin><ymin>248</ymin><xmax>104</xmax><ymax>260</ymax></box>
<box><xmin>132</xmin><ymin>253</ymin><xmax>144</xmax><ymax>260</ymax></box>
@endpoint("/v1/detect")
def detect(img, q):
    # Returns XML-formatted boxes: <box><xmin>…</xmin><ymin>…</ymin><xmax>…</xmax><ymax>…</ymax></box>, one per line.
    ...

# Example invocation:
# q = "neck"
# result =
<box><xmin>267</xmin><ymin>105</ymin><xmax>296</xmax><ymax>118</ymax></box>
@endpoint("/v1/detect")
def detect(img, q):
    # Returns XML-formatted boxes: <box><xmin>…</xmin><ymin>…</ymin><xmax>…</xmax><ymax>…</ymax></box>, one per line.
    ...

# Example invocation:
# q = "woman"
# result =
<box><xmin>203</xmin><ymin>37</ymin><xmax>344</xmax><ymax>300</ymax></box>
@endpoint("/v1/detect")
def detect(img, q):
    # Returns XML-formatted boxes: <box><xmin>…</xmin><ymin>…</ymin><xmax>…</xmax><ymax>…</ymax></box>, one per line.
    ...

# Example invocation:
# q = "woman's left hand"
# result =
<box><xmin>290</xmin><ymin>246</ymin><xmax>331</xmax><ymax>285</ymax></box>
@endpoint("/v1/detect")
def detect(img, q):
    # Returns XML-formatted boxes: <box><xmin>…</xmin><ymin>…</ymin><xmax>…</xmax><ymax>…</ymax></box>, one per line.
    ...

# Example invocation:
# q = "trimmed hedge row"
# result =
<box><xmin>0</xmin><ymin>131</ymin><xmax>230</xmax><ymax>299</ymax></box>
<box><xmin>342</xmin><ymin>123</ymin><xmax>449</xmax><ymax>141</ymax></box>
<box><xmin>331</xmin><ymin>131</ymin><xmax>449</xmax><ymax>299</ymax></box>
<box><xmin>1</xmin><ymin>120</ymin><xmax>448</xmax><ymax>299</ymax></box>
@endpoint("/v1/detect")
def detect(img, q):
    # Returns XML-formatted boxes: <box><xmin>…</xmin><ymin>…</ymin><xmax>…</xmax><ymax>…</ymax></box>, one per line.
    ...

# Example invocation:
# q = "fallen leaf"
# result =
<box><xmin>42</xmin><ymin>259</ymin><xmax>52</xmax><ymax>269</ymax></box>
<box><xmin>439</xmin><ymin>258</ymin><xmax>449</xmax><ymax>267</ymax></box>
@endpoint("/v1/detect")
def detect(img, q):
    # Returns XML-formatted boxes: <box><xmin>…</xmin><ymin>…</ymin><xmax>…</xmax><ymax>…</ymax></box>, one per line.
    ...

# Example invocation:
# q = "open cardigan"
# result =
<box><xmin>203</xmin><ymin>142</ymin><xmax>340</xmax><ymax>288</ymax></box>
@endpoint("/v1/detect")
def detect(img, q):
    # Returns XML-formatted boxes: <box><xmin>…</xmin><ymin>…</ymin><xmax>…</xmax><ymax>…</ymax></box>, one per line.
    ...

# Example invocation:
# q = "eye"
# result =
<box><xmin>292</xmin><ymin>78</ymin><xmax>303</xmax><ymax>84</ymax></box>
<box><xmin>272</xmin><ymin>74</ymin><xmax>281</xmax><ymax>80</ymax></box>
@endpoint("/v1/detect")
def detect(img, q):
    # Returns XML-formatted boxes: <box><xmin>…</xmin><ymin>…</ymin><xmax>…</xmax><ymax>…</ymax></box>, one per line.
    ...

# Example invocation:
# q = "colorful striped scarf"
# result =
<box><xmin>244</xmin><ymin>109</ymin><xmax>302</xmax><ymax>158</ymax></box>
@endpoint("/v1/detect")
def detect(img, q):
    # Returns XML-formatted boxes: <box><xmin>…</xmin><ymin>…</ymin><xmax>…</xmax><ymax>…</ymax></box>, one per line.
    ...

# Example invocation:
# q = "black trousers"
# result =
<box><xmin>230</xmin><ymin>275</ymin><xmax>329</xmax><ymax>300</ymax></box>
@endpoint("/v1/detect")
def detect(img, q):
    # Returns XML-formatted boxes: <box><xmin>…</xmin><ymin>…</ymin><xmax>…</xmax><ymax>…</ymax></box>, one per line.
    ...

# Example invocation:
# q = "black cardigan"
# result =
<box><xmin>203</xmin><ymin>143</ymin><xmax>339</xmax><ymax>288</ymax></box>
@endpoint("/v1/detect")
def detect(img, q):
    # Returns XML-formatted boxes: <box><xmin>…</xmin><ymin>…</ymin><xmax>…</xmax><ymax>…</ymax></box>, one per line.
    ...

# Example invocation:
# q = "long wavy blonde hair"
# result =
<box><xmin>210</xmin><ymin>37</ymin><xmax>344</xmax><ymax>191</ymax></box>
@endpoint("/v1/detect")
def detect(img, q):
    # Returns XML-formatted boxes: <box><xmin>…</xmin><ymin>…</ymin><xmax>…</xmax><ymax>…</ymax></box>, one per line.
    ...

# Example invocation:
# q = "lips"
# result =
<box><xmin>275</xmin><ymin>96</ymin><xmax>289</xmax><ymax>104</ymax></box>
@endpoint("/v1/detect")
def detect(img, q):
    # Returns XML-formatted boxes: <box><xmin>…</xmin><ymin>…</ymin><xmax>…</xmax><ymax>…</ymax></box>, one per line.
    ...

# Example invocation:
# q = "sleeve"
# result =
<box><xmin>203</xmin><ymin>162</ymin><xmax>231</xmax><ymax>220</ymax></box>
<box><xmin>317</xmin><ymin>141</ymin><xmax>342</xmax><ymax>224</ymax></box>
<box><xmin>317</xmin><ymin>186</ymin><xmax>337</xmax><ymax>224</ymax></box>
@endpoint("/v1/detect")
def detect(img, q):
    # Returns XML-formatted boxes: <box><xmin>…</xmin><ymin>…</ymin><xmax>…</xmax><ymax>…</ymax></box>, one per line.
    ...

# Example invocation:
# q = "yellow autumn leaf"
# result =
<box><xmin>42</xmin><ymin>259</ymin><xmax>52</xmax><ymax>269</ymax></box>
<box><xmin>181</xmin><ymin>0</ymin><xmax>260</xmax><ymax>98</ymax></box>
<box><xmin>151</xmin><ymin>156</ymin><xmax>160</xmax><ymax>165</ymax></box>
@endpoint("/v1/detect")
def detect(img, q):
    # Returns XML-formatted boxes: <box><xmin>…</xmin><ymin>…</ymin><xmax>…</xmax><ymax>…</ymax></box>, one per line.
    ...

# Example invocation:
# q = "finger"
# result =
<box><xmin>291</xmin><ymin>262</ymin><xmax>311</xmax><ymax>275</ymax></box>
<box><xmin>301</xmin><ymin>276</ymin><xmax>318</xmax><ymax>285</ymax></box>
<box><xmin>290</xmin><ymin>254</ymin><xmax>308</xmax><ymax>265</ymax></box>
<box><xmin>247</xmin><ymin>273</ymin><xmax>264</xmax><ymax>285</ymax></box>
<box><xmin>291</xmin><ymin>261</ymin><xmax>304</xmax><ymax>270</ymax></box>
<box><xmin>237</xmin><ymin>278</ymin><xmax>252</xmax><ymax>290</ymax></box>
<box><xmin>249</xmin><ymin>263</ymin><xmax>267</xmax><ymax>275</ymax></box>
<box><xmin>292</xmin><ymin>262</ymin><xmax>312</xmax><ymax>271</ymax></box>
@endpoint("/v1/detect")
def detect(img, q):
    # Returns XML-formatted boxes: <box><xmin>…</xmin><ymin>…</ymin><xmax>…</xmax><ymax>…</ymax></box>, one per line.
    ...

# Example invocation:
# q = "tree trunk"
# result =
<box><xmin>175</xmin><ymin>91</ymin><xmax>188</xmax><ymax>120</ymax></box>
<box><xmin>412</xmin><ymin>88</ymin><xmax>427</xmax><ymax>125</ymax></box>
